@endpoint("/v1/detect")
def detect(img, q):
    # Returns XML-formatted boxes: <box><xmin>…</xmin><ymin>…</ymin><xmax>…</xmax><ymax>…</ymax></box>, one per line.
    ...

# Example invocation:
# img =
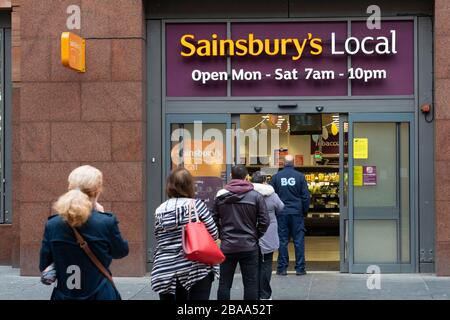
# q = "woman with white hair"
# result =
<box><xmin>252</xmin><ymin>171</ymin><xmax>284</xmax><ymax>300</ymax></box>
<box><xmin>39</xmin><ymin>165</ymin><xmax>129</xmax><ymax>300</ymax></box>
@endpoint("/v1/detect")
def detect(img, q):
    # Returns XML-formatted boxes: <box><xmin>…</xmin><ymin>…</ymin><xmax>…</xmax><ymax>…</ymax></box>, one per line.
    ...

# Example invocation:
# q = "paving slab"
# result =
<box><xmin>1</xmin><ymin>267</ymin><xmax>450</xmax><ymax>300</ymax></box>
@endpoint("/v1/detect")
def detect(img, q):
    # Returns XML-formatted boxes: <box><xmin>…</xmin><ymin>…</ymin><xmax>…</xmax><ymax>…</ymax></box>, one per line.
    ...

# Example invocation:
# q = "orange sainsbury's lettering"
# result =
<box><xmin>180</xmin><ymin>34</ymin><xmax>196</xmax><ymax>57</ymax></box>
<box><xmin>310</xmin><ymin>37</ymin><xmax>323</xmax><ymax>55</ymax></box>
<box><xmin>235</xmin><ymin>39</ymin><xmax>248</xmax><ymax>56</ymax></box>
<box><xmin>180</xmin><ymin>33</ymin><xmax>324</xmax><ymax>60</ymax></box>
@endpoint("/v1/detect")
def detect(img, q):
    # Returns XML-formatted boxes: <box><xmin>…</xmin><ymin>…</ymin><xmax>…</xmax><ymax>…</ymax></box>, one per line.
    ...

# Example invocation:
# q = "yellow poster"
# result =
<box><xmin>354</xmin><ymin>166</ymin><xmax>363</xmax><ymax>187</ymax></box>
<box><xmin>353</xmin><ymin>138</ymin><xmax>368</xmax><ymax>159</ymax></box>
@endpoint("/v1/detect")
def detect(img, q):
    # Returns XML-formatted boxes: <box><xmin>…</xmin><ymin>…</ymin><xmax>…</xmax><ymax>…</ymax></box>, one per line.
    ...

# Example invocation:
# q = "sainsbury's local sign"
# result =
<box><xmin>180</xmin><ymin>30</ymin><xmax>397</xmax><ymax>60</ymax></box>
<box><xmin>165</xmin><ymin>21</ymin><xmax>414</xmax><ymax>97</ymax></box>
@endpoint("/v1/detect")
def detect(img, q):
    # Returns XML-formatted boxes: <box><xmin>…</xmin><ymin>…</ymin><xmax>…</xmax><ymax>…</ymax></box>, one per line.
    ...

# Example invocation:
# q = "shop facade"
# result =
<box><xmin>1</xmin><ymin>0</ymin><xmax>450</xmax><ymax>276</ymax></box>
<box><xmin>151</xmin><ymin>7</ymin><xmax>432</xmax><ymax>273</ymax></box>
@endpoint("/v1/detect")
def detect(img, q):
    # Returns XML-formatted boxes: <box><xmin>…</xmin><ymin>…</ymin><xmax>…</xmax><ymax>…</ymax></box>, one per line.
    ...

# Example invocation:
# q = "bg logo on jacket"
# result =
<box><xmin>281</xmin><ymin>177</ymin><xmax>296</xmax><ymax>186</ymax></box>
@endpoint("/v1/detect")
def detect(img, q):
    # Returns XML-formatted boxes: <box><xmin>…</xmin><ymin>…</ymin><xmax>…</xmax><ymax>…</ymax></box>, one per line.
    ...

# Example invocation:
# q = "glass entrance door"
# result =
<box><xmin>348</xmin><ymin>113</ymin><xmax>415</xmax><ymax>273</ymax></box>
<box><xmin>165</xmin><ymin>114</ymin><xmax>232</xmax><ymax>209</ymax></box>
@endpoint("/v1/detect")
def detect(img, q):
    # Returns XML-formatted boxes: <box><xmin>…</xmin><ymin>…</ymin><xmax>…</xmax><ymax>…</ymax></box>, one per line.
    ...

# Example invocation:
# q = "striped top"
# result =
<box><xmin>151</xmin><ymin>198</ymin><xmax>220</xmax><ymax>295</ymax></box>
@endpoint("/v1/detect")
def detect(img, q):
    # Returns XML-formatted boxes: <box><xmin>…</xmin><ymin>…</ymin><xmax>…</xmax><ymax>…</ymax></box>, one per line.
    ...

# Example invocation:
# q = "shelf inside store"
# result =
<box><xmin>307</xmin><ymin>211</ymin><xmax>340</xmax><ymax>217</ymax></box>
<box><xmin>297</xmin><ymin>166</ymin><xmax>340</xmax><ymax>173</ymax></box>
<box><xmin>246</xmin><ymin>166</ymin><xmax>340</xmax><ymax>175</ymax></box>
<box><xmin>310</xmin><ymin>193</ymin><xmax>339</xmax><ymax>198</ymax></box>
<box><xmin>309</xmin><ymin>205</ymin><xmax>339</xmax><ymax>211</ymax></box>
<box><xmin>308</xmin><ymin>181</ymin><xmax>339</xmax><ymax>184</ymax></box>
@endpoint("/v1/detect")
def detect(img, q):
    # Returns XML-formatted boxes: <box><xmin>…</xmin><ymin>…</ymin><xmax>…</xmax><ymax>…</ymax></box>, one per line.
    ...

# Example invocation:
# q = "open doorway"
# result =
<box><xmin>237</xmin><ymin>113</ymin><xmax>348</xmax><ymax>271</ymax></box>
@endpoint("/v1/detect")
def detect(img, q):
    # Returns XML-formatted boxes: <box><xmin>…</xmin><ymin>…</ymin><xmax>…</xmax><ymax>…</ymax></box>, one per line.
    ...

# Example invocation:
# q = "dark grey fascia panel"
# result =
<box><xmin>146</xmin><ymin>20</ymin><xmax>163</xmax><ymax>267</ymax></box>
<box><xmin>145</xmin><ymin>0</ymin><xmax>433</xmax><ymax>19</ymax></box>
<box><xmin>0</xmin><ymin>11</ymin><xmax>11</xmax><ymax>28</ymax></box>
<box><xmin>165</xmin><ymin>98</ymin><xmax>415</xmax><ymax>114</ymax></box>
<box><xmin>146</xmin><ymin>0</ymin><xmax>289</xmax><ymax>19</ymax></box>
<box><xmin>419</xmin><ymin>263</ymin><xmax>434</xmax><ymax>273</ymax></box>
<box><xmin>4</xmin><ymin>27</ymin><xmax>12</xmax><ymax>224</ymax></box>
<box><xmin>289</xmin><ymin>0</ymin><xmax>433</xmax><ymax>17</ymax></box>
<box><xmin>417</xmin><ymin>16</ymin><xmax>435</xmax><ymax>271</ymax></box>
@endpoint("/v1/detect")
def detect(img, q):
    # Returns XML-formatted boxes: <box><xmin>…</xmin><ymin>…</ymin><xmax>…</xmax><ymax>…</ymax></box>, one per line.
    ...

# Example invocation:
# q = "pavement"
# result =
<box><xmin>1</xmin><ymin>266</ymin><xmax>450</xmax><ymax>300</ymax></box>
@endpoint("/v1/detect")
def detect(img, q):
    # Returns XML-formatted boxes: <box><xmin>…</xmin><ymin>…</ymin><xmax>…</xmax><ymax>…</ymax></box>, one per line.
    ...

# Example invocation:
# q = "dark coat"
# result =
<box><xmin>212</xmin><ymin>180</ymin><xmax>270</xmax><ymax>254</ymax></box>
<box><xmin>39</xmin><ymin>210</ymin><xmax>129</xmax><ymax>300</ymax></box>
<box><xmin>270</xmin><ymin>165</ymin><xmax>311</xmax><ymax>216</ymax></box>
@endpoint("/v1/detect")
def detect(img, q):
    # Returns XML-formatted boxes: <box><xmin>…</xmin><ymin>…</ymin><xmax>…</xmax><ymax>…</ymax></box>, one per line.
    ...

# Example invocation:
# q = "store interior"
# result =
<box><xmin>239</xmin><ymin>113</ymin><xmax>348</xmax><ymax>271</ymax></box>
<box><xmin>172</xmin><ymin>113</ymin><xmax>347</xmax><ymax>270</ymax></box>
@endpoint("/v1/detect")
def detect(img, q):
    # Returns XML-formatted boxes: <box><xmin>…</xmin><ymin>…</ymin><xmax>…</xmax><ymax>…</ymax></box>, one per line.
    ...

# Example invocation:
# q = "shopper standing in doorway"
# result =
<box><xmin>212</xmin><ymin>165</ymin><xmax>269</xmax><ymax>300</ymax></box>
<box><xmin>270</xmin><ymin>155</ymin><xmax>310</xmax><ymax>276</ymax></box>
<box><xmin>252</xmin><ymin>171</ymin><xmax>284</xmax><ymax>300</ymax></box>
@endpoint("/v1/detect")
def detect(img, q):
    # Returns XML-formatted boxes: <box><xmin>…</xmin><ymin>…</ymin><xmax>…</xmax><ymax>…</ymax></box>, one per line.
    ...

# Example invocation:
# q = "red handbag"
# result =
<box><xmin>182</xmin><ymin>200</ymin><xmax>225</xmax><ymax>265</ymax></box>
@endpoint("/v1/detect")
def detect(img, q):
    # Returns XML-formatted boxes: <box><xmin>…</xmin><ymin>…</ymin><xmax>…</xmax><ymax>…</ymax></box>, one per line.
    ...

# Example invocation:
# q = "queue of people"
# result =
<box><xmin>38</xmin><ymin>154</ymin><xmax>310</xmax><ymax>300</ymax></box>
<box><xmin>150</xmin><ymin>155</ymin><xmax>310</xmax><ymax>300</ymax></box>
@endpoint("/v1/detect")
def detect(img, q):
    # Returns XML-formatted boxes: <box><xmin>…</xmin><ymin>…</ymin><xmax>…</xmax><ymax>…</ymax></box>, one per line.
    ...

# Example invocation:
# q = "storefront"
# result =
<box><xmin>4</xmin><ymin>0</ymin><xmax>450</xmax><ymax>277</ymax></box>
<box><xmin>146</xmin><ymin>1</ymin><xmax>435</xmax><ymax>273</ymax></box>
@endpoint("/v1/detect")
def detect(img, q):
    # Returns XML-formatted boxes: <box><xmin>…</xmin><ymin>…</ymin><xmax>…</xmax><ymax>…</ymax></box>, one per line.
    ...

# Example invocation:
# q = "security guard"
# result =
<box><xmin>270</xmin><ymin>154</ymin><xmax>310</xmax><ymax>275</ymax></box>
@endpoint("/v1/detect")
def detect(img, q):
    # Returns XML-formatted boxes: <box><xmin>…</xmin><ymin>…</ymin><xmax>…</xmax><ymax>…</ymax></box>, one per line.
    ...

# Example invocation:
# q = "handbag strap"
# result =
<box><xmin>188</xmin><ymin>199</ymin><xmax>200</xmax><ymax>223</ymax></box>
<box><xmin>71</xmin><ymin>226</ymin><xmax>116</xmax><ymax>288</ymax></box>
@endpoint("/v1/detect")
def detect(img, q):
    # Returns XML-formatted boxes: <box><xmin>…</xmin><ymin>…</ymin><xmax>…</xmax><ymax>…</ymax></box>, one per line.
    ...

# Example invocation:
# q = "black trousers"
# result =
<box><xmin>217</xmin><ymin>249</ymin><xmax>259</xmax><ymax>300</ymax></box>
<box><xmin>159</xmin><ymin>272</ymin><xmax>214</xmax><ymax>301</ymax></box>
<box><xmin>259</xmin><ymin>252</ymin><xmax>274</xmax><ymax>299</ymax></box>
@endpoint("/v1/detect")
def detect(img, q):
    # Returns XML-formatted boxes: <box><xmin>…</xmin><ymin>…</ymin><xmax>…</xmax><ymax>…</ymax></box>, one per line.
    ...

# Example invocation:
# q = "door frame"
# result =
<box><xmin>339</xmin><ymin>114</ymin><xmax>349</xmax><ymax>272</ymax></box>
<box><xmin>348</xmin><ymin>112</ymin><xmax>416</xmax><ymax>273</ymax></box>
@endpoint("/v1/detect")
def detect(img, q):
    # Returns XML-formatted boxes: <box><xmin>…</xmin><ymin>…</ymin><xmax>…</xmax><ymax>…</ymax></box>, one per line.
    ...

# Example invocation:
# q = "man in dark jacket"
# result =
<box><xmin>270</xmin><ymin>154</ymin><xmax>310</xmax><ymax>276</ymax></box>
<box><xmin>212</xmin><ymin>165</ymin><xmax>269</xmax><ymax>300</ymax></box>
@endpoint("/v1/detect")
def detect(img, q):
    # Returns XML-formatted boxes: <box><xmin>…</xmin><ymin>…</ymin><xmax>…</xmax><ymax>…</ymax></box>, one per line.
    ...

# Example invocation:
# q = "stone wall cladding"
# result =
<box><xmin>13</xmin><ymin>0</ymin><xmax>147</xmax><ymax>276</ymax></box>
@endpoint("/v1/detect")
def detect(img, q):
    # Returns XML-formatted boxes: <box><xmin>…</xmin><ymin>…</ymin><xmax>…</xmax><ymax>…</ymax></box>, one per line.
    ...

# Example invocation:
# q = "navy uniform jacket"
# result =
<box><xmin>39</xmin><ymin>210</ymin><xmax>129</xmax><ymax>300</ymax></box>
<box><xmin>270</xmin><ymin>165</ymin><xmax>310</xmax><ymax>216</ymax></box>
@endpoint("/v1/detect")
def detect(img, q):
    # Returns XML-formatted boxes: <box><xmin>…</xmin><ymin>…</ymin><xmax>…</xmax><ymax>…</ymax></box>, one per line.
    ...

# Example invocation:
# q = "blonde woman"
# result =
<box><xmin>39</xmin><ymin>165</ymin><xmax>129</xmax><ymax>300</ymax></box>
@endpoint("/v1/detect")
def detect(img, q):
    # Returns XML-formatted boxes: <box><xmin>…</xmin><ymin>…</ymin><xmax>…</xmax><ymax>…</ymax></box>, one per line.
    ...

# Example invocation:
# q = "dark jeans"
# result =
<box><xmin>259</xmin><ymin>252</ymin><xmax>274</xmax><ymax>299</ymax></box>
<box><xmin>159</xmin><ymin>272</ymin><xmax>214</xmax><ymax>300</ymax></box>
<box><xmin>277</xmin><ymin>214</ymin><xmax>306</xmax><ymax>273</ymax></box>
<box><xmin>217</xmin><ymin>249</ymin><xmax>259</xmax><ymax>300</ymax></box>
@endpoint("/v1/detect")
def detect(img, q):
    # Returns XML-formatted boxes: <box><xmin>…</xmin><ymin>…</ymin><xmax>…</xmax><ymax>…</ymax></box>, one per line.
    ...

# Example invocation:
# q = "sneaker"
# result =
<box><xmin>276</xmin><ymin>270</ymin><xmax>287</xmax><ymax>276</ymax></box>
<box><xmin>260</xmin><ymin>297</ymin><xmax>272</xmax><ymax>300</ymax></box>
<box><xmin>296</xmin><ymin>270</ymin><xmax>307</xmax><ymax>276</ymax></box>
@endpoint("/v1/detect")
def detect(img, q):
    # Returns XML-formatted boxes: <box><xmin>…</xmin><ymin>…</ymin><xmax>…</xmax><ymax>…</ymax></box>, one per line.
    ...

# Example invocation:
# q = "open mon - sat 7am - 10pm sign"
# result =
<box><xmin>165</xmin><ymin>21</ymin><xmax>414</xmax><ymax>97</ymax></box>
